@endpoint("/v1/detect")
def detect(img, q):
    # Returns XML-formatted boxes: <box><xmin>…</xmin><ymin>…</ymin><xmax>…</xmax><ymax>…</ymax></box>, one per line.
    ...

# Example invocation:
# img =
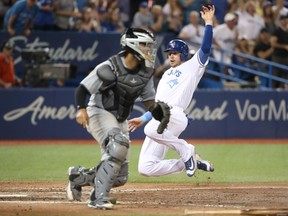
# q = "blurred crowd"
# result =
<box><xmin>0</xmin><ymin>0</ymin><xmax>288</xmax><ymax>88</ymax></box>
<box><xmin>0</xmin><ymin>0</ymin><xmax>131</xmax><ymax>34</ymax></box>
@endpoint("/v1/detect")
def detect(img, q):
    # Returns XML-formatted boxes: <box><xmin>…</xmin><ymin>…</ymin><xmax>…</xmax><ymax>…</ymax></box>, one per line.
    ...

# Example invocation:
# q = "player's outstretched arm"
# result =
<box><xmin>198</xmin><ymin>5</ymin><xmax>215</xmax><ymax>64</ymax></box>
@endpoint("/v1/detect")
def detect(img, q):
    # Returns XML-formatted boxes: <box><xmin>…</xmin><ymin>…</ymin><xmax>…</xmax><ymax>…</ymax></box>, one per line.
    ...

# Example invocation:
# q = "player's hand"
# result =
<box><xmin>76</xmin><ymin>108</ymin><xmax>89</xmax><ymax>128</ymax></box>
<box><xmin>200</xmin><ymin>4</ymin><xmax>215</xmax><ymax>25</ymax></box>
<box><xmin>128</xmin><ymin>118</ymin><xmax>144</xmax><ymax>132</ymax></box>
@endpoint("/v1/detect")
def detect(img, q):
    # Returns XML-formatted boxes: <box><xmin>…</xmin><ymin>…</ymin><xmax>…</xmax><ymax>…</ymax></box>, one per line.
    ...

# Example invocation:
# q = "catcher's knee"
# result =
<box><xmin>105</xmin><ymin>128</ymin><xmax>129</xmax><ymax>162</ymax></box>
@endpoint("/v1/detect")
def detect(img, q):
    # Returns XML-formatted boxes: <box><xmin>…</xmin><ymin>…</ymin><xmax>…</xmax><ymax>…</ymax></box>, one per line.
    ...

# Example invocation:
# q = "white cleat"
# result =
<box><xmin>184</xmin><ymin>154</ymin><xmax>197</xmax><ymax>177</ymax></box>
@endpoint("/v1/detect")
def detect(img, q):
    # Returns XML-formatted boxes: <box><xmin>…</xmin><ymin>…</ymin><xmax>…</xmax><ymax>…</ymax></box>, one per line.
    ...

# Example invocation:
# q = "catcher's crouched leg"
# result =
<box><xmin>89</xmin><ymin>162</ymin><xmax>128</xmax><ymax>204</ymax></box>
<box><xmin>88</xmin><ymin>128</ymin><xmax>129</xmax><ymax>209</ymax></box>
<box><xmin>67</xmin><ymin>166</ymin><xmax>96</xmax><ymax>201</ymax></box>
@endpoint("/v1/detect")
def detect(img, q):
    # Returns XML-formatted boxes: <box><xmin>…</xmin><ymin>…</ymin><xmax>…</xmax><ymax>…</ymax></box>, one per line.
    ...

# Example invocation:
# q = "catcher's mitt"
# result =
<box><xmin>149</xmin><ymin>101</ymin><xmax>170</xmax><ymax>134</ymax></box>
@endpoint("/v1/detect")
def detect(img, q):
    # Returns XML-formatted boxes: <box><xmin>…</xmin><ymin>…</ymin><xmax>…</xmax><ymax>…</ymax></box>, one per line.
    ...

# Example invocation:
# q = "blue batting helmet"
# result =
<box><xmin>164</xmin><ymin>39</ymin><xmax>189</xmax><ymax>61</ymax></box>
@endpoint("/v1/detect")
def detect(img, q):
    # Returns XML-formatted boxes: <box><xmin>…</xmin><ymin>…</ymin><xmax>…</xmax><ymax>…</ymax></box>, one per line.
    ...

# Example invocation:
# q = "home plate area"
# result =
<box><xmin>0</xmin><ymin>182</ymin><xmax>288</xmax><ymax>215</ymax></box>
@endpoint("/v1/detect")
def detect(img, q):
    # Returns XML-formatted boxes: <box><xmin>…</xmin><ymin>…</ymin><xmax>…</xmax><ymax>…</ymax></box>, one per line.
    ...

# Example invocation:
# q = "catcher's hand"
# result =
<box><xmin>76</xmin><ymin>108</ymin><xmax>89</xmax><ymax>128</ymax></box>
<box><xmin>149</xmin><ymin>101</ymin><xmax>170</xmax><ymax>134</ymax></box>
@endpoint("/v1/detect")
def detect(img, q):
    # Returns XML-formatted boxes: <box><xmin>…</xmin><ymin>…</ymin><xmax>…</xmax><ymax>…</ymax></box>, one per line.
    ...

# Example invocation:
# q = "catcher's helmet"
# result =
<box><xmin>121</xmin><ymin>28</ymin><xmax>157</xmax><ymax>68</ymax></box>
<box><xmin>164</xmin><ymin>39</ymin><xmax>189</xmax><ymax>61</ymax></box>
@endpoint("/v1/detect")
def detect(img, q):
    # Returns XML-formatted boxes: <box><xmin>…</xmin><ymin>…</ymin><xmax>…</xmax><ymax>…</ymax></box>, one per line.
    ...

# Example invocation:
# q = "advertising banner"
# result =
<box><xmin>0</xmin><ymin>89</ymin><xmax>287</xmax><ymax>139</ymax></box>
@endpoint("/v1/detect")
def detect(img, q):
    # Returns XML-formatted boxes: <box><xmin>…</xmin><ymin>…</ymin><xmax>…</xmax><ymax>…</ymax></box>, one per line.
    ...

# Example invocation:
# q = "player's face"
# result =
<box><xmin>167</xmin><ymin>51</ymin><xmax>181</xmax><ymax>67</ymax></box>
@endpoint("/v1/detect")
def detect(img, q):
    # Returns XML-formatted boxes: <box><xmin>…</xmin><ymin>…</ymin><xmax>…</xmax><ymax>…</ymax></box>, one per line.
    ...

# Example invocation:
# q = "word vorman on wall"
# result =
<box><xmin>187</xmin><ymin>99</ymin><xmax>287</xmax><ymax>121</ymax></box>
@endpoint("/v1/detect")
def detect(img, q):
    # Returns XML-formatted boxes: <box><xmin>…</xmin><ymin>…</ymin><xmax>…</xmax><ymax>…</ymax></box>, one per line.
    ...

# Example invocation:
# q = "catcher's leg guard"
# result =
<box><xmin>89</xmin><ymin>162</ymin><xmax>128</xmax><ymax>202</ymax></box>
<box><xmin>68</xmin><ymin>166</ymin><xmax>96</xmax><ymax>187</ymax></box>
<box><xmin>113</xmin><ymin>161</ymin><xmax>128</xmax><ymax>187</ymax></box>
<box><xmin>89</xmin><ymin>128</ymin><xmax>129</xmax><ymax>209</ymax></box>
<box><xmin>67</xmin><ymin>166</ymin><xmax>96</xmax><ymax>201</ymax></box>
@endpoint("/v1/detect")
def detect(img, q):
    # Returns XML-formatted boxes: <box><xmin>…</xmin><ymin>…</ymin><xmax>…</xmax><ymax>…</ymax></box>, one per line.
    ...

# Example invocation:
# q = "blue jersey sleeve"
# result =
<box><xmin>199</xmin><ymin>24</ymin><xmax>213</xmax><ymax>64</ymax></box>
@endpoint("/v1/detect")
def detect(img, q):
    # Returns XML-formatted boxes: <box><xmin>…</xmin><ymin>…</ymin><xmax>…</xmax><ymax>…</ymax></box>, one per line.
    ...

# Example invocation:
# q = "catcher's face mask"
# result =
<box><xmin>139</xmin><ymin>42</ymin><xmax>157</xmax><ymax>68</ymax></box>
<box><xmin>121</xmin><ymin>28</ymin><xmax>157</xmax><ymax>68</ymax></box>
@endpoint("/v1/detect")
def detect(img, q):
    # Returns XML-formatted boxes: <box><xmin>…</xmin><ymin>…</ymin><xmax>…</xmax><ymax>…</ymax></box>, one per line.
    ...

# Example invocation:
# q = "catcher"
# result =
<box><xmin>128</xmin><ymin>5</ymin><xmax>215</xmax><ymax>178</ymax></box>
<box><xmin>68</xmin><ymin>27</ymin><xmax>161</xmax><ymax>210</ymax></box>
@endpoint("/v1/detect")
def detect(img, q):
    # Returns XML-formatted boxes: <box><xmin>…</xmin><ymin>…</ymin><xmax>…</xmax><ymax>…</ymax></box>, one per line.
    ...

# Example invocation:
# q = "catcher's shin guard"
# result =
<box><xmin>89</xmin><ymin>128</ymin><xmax>129</xmax><ymax>208</ymax></box>
<box><xmin>89</xmin><ymin>162</ymin><xmax>128</xmax><ymax>203</ymax></box>
<box><xmin>90</xmin><ymin>159</ymin><xmax>121</xmax><ymax>208</ymax></box>
<box><xmin>67</xmin><ymin>166</ymin><xmax>96</xmax><ymax>201</ymax></box>
<box><xmin>113</xmin><ymin>161</ymin><xmax>128</xmax><ymax>187</ymax></box>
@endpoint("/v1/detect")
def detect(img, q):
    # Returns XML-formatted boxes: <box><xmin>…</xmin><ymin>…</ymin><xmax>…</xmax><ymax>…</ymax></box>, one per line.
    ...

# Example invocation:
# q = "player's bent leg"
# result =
<box><xmin>138</xmin><ymin>160</ymin><xmax>154</xmax><ymax>177</ymax></box>
<box><xmin>88</xmin><ymin>128</ymin><xmax>129</xmax><ymax>210</ymax></box>
<box><xmin>138</xmin><ymin>136</ymin><xmax>186</xmax><ymax>176</ymax></box>
<box><xmin>138</xmin><ymin>158</ymin><xmax>184</xmax><ymax>177</ymax></box>
<box><xmin>67</xmin><ymin>166</ymin><xmax>96</xmax><ymax>201</ymax></box>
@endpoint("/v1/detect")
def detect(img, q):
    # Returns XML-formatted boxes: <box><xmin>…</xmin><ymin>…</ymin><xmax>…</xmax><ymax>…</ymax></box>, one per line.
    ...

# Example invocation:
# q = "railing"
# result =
<box><xmin>1</xmin><ymin>30</ymin><xmax>287</xmax><ymax>89</ymax></box>
<box><xmin>186</xmin><ymin>40</ymin><xmax>288</xmax><ymax>89</ymax></box>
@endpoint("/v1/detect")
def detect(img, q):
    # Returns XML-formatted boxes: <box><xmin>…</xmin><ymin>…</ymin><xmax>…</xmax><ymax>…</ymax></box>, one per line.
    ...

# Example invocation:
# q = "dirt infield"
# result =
<box><xmin>1</xmin><ymin>182</ymin><xmax>288</xmax><ymax>216</ymax></box>
<box><xmin>1</xmin><ymin>140</ymin><xmax>288</xmax><ymax>215</ymax></box>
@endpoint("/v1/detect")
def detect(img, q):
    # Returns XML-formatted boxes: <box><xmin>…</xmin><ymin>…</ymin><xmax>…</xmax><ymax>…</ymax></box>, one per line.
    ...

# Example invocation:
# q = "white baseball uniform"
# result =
<box><xmin>138</xmin><ymin>51</ymin><xmax>209</xmax><ymax>177</ymax></box>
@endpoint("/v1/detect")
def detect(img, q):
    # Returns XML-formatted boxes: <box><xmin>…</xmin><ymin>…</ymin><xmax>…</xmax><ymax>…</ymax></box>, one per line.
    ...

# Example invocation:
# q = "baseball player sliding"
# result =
<box><xmin>128</xmin><ymin>5</ymin><xmax>215</xmax><ymax>178</ymax></box>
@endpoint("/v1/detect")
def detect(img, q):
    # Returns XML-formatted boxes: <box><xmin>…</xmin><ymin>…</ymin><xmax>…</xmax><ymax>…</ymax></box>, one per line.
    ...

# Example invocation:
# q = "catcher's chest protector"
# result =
<box><xmin>103</xmin><ymin>55</ymin><xmax>153</xmax><ymax>122</ymax></box>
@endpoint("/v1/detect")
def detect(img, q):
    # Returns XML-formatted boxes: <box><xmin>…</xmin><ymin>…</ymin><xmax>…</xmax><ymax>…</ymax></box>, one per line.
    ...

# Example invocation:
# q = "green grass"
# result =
<box><xmin>0</xmin><ymin>142</ymin><xmax>288</xmax><ymax>183</ymax></box>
